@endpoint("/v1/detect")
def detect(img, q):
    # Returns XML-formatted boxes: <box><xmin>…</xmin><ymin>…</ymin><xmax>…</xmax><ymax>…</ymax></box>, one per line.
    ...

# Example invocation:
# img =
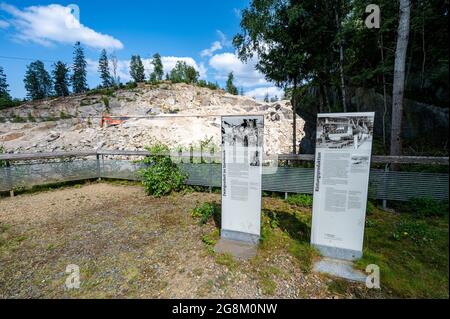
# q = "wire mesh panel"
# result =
<box><xmin>100</xmin><ymin>160</ymin><xmax>144</xmax><ymax>180</ymax></box>
<box><xmin>0</xmin><ymin>166</ymin><xmax>11</xmax><ymax>192</ymax></box>
<box><xmin>263</xmin><ymin>167</ymin><xmax>315</xmax><ymax>194</ymax></box>
<box><xmin>369</xmin><ymin>169</ymin><xmax>449</xmax><ymax>201</ymax></box>
<box><xmin>1</xmin><ymin>156</ymin><xmax>448</xmax><ymax>202</ymax></box>
<box><xmin>3</xmin><ymin>159</ymin><xmax>98</xmax><ymax>190</ymax></box>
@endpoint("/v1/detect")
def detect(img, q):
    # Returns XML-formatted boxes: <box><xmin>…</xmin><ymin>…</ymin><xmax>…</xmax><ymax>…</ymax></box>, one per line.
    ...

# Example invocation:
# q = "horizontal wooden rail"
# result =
<box><xmin>0</xmin><ymin>150</ymin><xmax>448</xmax><ymax>165</ymax></box>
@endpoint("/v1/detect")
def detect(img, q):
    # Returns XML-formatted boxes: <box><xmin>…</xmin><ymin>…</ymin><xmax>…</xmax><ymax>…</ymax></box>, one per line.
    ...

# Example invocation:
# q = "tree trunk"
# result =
<box><xmin>390</xmin><ymin>0</ymin><xmax>411</xmax><ymax>157</ymax></box>
<box><xmin>420</xmin><ymin>11</ymin><xmax>426</xmax><ymax>89</ymax></box>
<box><xmin>379</xmin><ymin>33</ymin><xmax>388</xmax><ymax>150</ymax></box>
<box><xmin>318</xmin><ymin>83</ymin><xmax>324</xmax><ymax>113</ymax></box>
<box><xmin>335</xmin><ymin>7</ymin><xmax>347</xmax><ymax>112</ymax></box>
<box><xmin>292</xmin><ymin>82</ymin><xmax>297</xmax><ymax>154</ymax></box>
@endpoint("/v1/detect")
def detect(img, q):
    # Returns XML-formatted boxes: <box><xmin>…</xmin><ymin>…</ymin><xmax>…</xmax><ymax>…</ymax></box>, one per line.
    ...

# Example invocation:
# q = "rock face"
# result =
<box><xmin>0</xmin><ymin>83</ymin><xmax>304</xmax><ymax>155</ymax></box>
<box><xmin>351</xmin><ymin>87</ymin><xmax>449</xmax><ymax>148</ymax></box>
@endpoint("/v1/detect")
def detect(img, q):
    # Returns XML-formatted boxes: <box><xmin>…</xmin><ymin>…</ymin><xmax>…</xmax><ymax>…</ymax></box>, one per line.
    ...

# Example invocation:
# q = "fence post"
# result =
<box><xmin>96</xmin><ymin>154</ymin><xmax>101</xmax><ymax>181</ymax></box>
<box><xmin>208</xmin><ymin>151</ymin><xmax>213</xmax><ymax>193</ymax></box>
<box><xmin>382</xmin><ymin>163</ymin><xmax>389</xmax><ymax>210</ymax></box>
<box><xmin>6</xmin><ymin>160</ymin><xmax>14</xmax><ymax>197</ymax></box>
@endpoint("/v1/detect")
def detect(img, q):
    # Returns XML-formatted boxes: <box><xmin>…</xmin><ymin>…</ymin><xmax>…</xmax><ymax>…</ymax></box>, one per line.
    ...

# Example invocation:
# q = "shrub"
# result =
<box><xmin>286</xmin><ymin>194</ymin><xmax>313</xmax><ymax>208</ymax></box>
<box><xmin>191</xmin><ymin>202</ymin><xmax>219</xmax><ymax>225</ymax></box>
<box><xmin>139</xmin><ymin>143</ymin><xmax>187</xmax><ymax>197</ymax></box>
<box><xmin>405</xmin><ymin>197</ymin><xmax>448</xmax><ymax>217</ymax></box>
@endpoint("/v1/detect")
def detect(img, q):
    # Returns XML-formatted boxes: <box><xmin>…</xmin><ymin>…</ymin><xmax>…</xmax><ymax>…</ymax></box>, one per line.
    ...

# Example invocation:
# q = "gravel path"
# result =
<box><xmin>0</xmin><ymin>183</ymin><xmax>366</xmax><ymax>299</ymax></box>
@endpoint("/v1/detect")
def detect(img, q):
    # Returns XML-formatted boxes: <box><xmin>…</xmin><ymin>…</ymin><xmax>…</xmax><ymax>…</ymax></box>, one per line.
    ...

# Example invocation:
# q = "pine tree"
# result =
<box><xmin>0</xmin><ymin>66</ymin><xmax>10</xmax><ymax>100</ymax></box>
<box><xmin>72</xmin><ymin>42</ymin><xmax>88</xmax><ymax>93</ymax></box>
<box><xmin>151</xmin><ymin>53</ymin><xmax>164</xmax><ymax>81</ymax></box>
<box><xmin>165</xmin><ymin>73</ymin><xmax>170</xmax><ymax>81</ymax></box>
<box><xmin>226</xmin><ymin>72</ymin><xmax>238</xmax><ymax>95</ymax></box>
<box><xmin>24</xmin><ymin>60</ymin><xmax>52</xmax><ymax>100</ymax></box>
<box><xmin>129</xmin><ymin>55</ymin><xmax>145</xmax><ymax>82</ymax></box>
<box><xmin>52</xmin><ymin>61</ymin><xmax>70</xmax><ymax>97</ymax></box>
<box><xmin>263</xmin><ymin>93</ymin><xmax>269</xmax><ymax>102</ymax></box>
<box><xmin>98</xmin><ymin>49</ymin><xmax>112</xmax><ymax>88</ymax></box>
<box><xmin>239</xmin><ymin>87</ymin><xmax>244</xmax><ymax>96</ymax></box>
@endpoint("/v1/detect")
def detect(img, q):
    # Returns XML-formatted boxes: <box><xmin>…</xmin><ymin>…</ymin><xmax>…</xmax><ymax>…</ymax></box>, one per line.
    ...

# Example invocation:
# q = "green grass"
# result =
<box><xmin>355</xmin><ymin>206</ymin><xmax>449</xmax><ymax>298</ymax></box>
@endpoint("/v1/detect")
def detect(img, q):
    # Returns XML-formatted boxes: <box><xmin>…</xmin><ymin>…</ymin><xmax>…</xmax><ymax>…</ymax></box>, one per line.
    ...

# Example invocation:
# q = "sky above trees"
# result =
<box><xmin>0</xmin><ymin>0</ymin><xmax>283</xmax><ymax>100</ymax></box>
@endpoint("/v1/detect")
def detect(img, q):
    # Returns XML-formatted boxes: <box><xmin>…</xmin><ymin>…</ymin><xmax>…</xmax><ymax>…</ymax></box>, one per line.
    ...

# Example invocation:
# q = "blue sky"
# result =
<box><xmin>0</xmin><ymin>0</ymin><xmax>283</xmax><ymax>100</ymax></box>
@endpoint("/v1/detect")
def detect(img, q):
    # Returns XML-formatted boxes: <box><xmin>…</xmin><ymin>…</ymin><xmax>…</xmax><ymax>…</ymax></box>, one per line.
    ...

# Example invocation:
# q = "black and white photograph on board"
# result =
<box><xmin>221</xmin><ymin>117</ymin><xmax>263</xmax><ymax>148</ymax></box>
<box><xmin>316</xmin><ymin>115</ymin><xmax>374</xmax><ymax>150</ymax></box>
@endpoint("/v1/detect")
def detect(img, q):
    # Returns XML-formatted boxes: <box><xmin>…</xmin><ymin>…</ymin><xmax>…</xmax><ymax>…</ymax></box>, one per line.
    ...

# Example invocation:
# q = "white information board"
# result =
<box><xmin>311</xmin><ymin>112</ymin><xmax>375</xmax><ymax>260</ymax></box>
<box><xmin>221</xmin><ymin>115</ymin><xmax>264</xmax><ymax>244</ymax></box>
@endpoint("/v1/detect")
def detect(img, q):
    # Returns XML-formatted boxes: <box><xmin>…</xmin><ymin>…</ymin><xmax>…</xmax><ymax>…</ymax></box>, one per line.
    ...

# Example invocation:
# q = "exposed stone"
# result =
<box><xmin>0</xmin><ymin>83</ymin><xmax>305</xmax><ymax>155</ymax></box>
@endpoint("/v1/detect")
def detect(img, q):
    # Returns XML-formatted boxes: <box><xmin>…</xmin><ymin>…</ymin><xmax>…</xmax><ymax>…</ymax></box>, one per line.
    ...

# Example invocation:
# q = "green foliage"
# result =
<box><xmin>71</xmin><ymin>42</ymin><xmax>88</xmax><ymax>93</ymax></box>
<box><xmin>52</xmin><ymin>61</ymin><xmax>70</xmax><ymax>97</ymax></box>
<box><xmin>392</xmin><ymin>219</ymin><xmax>438</xmax><ymax>245</ymax></box>
<box><xmin>102</xmin><ymin>96</ymin><xmax>110</xmax><ymax>111</ymax></box>
<box><xmin>191</xmin><ymin>202</ymin><xmax>219</xmax><ymax>225</ymax></box>
<box><xmin>86</xmin><ymin>87</ymin><xmax>117</xmax><ymax>97</ymax></box>
<box><xmin>11</xmin><ymin>115</ymin><xmax>26</xmax><ymax>123</ymax></box>
<box><xmin>169</xmin><ymin>61</ymin><xmax>199</xmax><ymax>84</ymax></box>
<box><xmin>0</xmin><ymin>66</ymin><xmax>10</xmax><ymax>101</ymax></box>
<box><xmin>0</xmin><ymin>145</ymin><xmax>6</xmax><ymax>168</ymax></box>
<box><xmin>98</xmin><ymin>49</ymin><xmax>113</xmax><ymax>88</ymax></box>
<box><xmin>225</xmin><ymin>72</ymin><xmax>238</xmax><ymax>95</ymax></box>
<box><xmin>285</xmin><ymin>194</ymin><xmax>313</xmax><ymax>208</ymax></box>
<box><xmin>0</xmin><ymin>97</ymin><xmax>22</xmax><ymax>109</ymax></box>
<box><xmin>24</xmin><ymin>60</ymin><xmax>52</xmax><ymax>100</ymax></box>
<box><xmin>197</xmin><ymin>80</ymin><xmax>220</xmax><ymax>90</ymax></box>
<box><xmin>150</xmin><ymin>53</ymin><xmax>164</xmax><ymax>81</ymax></box>
<box><xmin>139</xmin><ymin>144</ymin><xmax>188</xmax><ymax>197</ymax></box>
<box><xmin>122</xmin><ymin>81</ymin><xmax>138</xmax><ymax>90</ymax></box>
<box><xmin>130</xmin><ymin>55</ymin><xmax>145</xmax><ymax>83</ymax></box>
<box><xmin>402</xmin><ymin>197</ymin><xmax>448</xmax><ymax>218</ymax></box>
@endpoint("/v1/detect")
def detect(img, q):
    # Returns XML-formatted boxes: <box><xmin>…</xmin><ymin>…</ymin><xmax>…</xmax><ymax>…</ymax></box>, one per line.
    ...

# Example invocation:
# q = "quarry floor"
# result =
<box><xmin>0</xmin><ymin>182</ymin><xmax>447</xmax><ymax>299</ymax></box>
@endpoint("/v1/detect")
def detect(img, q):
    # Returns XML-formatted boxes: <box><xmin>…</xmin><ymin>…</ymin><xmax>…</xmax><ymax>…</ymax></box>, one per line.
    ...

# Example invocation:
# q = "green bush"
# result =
<box><xmin>286</xmin><ymin>194</ymin><xmax>313</xmax><ymax>208</ymax></box>
<box><xmin>139</xmin><ymin>143</ymin><xmax>187</xmax><ymax>197</ymax></box>
<box><xmin>405</xmin><ymin>197</ymin><xmax>448</xmax><ymax>217</ymax></box>
<box><xmin>191</xmin><ymin>202</ymin><xmax>219</xmax><ymax>225</ymax></box>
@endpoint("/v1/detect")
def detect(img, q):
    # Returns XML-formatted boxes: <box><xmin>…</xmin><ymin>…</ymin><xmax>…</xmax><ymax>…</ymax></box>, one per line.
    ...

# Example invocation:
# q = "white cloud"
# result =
<box><xmin>201</xmin><ymin>41</ymin><xmax>222</xmax><ymax>58</ymax></box>
<box><xmin>245</xmin><ymin>86</ymin><xmax>284</xmax><ymax>101</ymax></box>
<box><xmin>200</xmin><ymin>30</ymin><xmax>230</xmax><ymax>57</ymax></box>
<box><xmin>0</xmin><ymin>19</ymin><xmax>9</xmax><ymax>28</ymax></box>
<box><xmin>208</xmin><ymin>52</ymin><xmax>269</xmax><ymax>88</ymax></box>
<box><xmin>0</xmin><ymin>3</ymin><xmax>123</xmax><ymax>49</ymax></box>
<box><xmin>87</xmin><ymin>56</ymin><xmax>206</xmax><ymax>83</ymax></box>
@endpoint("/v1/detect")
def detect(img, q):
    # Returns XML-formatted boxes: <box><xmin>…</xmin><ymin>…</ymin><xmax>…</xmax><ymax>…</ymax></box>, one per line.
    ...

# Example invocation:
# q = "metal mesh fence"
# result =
<box><xmin>0</xmin><ymin>158</ymin><xmax>448</xmax><ymax>202</ymax></box>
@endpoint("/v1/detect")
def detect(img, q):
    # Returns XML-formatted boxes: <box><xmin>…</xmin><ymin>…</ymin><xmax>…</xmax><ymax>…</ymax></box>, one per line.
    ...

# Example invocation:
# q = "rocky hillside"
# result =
<box><xmin>0</xmin><ymin>82</ymin><xmax>304</xmax><ymax>155</ymax></box>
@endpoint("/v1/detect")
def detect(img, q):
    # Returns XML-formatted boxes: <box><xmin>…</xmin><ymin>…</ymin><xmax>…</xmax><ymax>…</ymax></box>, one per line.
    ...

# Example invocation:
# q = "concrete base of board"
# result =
<box><xmin>313</xmin><ymin>257</ymin><xmax>367</xmax><ymax>283</ymax></box>
<box><xmin>214</xmin><ymin>238</ymin><xmax>258</xmax><ymax>260</ymax></box>
<box><xmin>221</xmin><ymin>229</ymin><xmax>260</xmax><ymax>245</ymax></box>
<box><xmin>313</xmin><ymin>244</ymin><xmax>362</xmax><ymax>261</ymax></box>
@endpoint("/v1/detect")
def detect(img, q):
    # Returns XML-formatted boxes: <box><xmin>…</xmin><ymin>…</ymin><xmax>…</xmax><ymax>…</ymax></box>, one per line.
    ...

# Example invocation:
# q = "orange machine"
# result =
<box><xmin>100</xmin><ymin>114</ymin><xmax>126</xmax><ymax>127</ymax></box>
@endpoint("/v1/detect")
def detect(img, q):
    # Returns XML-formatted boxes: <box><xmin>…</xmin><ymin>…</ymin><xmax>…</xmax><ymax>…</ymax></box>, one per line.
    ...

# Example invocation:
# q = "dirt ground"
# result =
<box><xmin>0</xmin><ymin>182</ymin><xmax>368</xmax><ymax>299</ymax></box>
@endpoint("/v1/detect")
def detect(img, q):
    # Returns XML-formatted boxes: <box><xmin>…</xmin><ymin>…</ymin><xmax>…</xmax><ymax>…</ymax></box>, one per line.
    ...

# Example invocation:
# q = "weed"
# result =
<box><xmin>215</xmin><ymin>253</ymin><xmax>237</xmax><ymax>271</ymax></box>
<box><xmin>391</xmin><ymin>219</ymin><xmax>437</xmax><ymax>245</ymax></box>
<box><xmin>286</xmin><ymin>194</ymin><xmax>313</xmax><ymax>208</ymax></box>
<box><xmin>192</xmin><ymin>202</ymin><xmax>219</xmax><ymax>225</ymax></box>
